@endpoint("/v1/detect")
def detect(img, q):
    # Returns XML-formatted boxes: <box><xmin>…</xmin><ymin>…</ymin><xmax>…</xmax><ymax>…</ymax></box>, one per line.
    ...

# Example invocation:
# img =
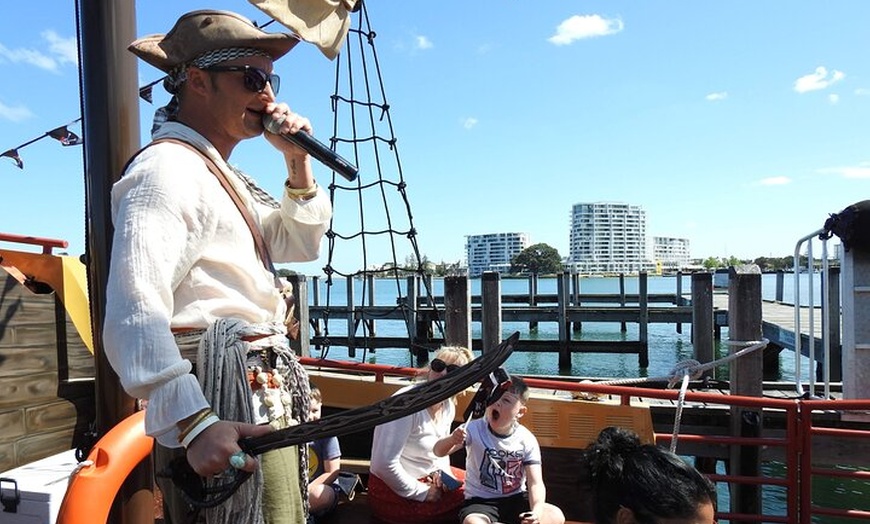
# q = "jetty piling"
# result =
<box><xmin>638</xmin><ymin>272</ymin><xmax>649</xmax><ymax>368</ymax></box>
<box><xmin>557</xmin><ymin>272</ymin><xmax>570</xmax><ymax>369</ymax></box>
<box><xmin>692</xmin><ymin>272</ymin><xmax>714</xmax><ymax>379</ymax></box>
<box><xmin>301</xmin><ymin>270</ymin><xmax>839</xmax><ymax>379</ymax></box>
<box><xmin>528</xmin><ymin>274</ymin><xmax>538</xmax><ymax>332</ymax></box>
<box><xmin>346</xmin><ymin>274</ymin><xmax>356</xmax><ymax>358</ymax></box>
<box><xmin>366</xmin><ymin>274</ymin><xmax>376</xmax><ymax>337</ymax></box>
<box><xmin>481</xmin><ymin>271</ymin><xmax>502</xmax><ymax>354</ymax></box>
<box><xmin>571</xmin><ymin>272</ymin><xmax>581</xmax><ymax>333</ymax></box>
<box><xmin>675</xmin><ymin>270</ymin><xmax>684</xmax><ymax>334</ymax></box>
<box><xmin>444</xmin><ymin>275</ymin><xmax>471</xmax><ymax>349</ymax></box>
<box><xmin>728</xmin><ymin>266</ymin><xmax>764</xmax><ymax>521</ymax></box>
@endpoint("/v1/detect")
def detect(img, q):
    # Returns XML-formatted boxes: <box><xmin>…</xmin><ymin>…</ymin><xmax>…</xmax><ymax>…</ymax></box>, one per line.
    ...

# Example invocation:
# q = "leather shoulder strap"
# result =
<box><xmin>135</xmin><ymin>138</ymin><xmax>275</xmax><ymax>273</ymax></box>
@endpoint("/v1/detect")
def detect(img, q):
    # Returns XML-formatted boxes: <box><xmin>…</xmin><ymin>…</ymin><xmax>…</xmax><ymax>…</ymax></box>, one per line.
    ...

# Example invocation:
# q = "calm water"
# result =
<box><xmin>308</xmin><ymin>273</ymin><xmax>867</xmax><ymax>521</ymax></box>
<box><xmin>306</xmin><ymin>273</ymin><xmax>817</xmax><ymax>381</ymax></box>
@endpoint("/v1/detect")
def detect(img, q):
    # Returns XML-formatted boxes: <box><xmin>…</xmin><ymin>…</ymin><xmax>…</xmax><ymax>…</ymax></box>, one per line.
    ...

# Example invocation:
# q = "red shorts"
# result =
<box><xmin>368</xmin><ymin>468</ymin><xmax>466</xmax><ymax>524</ymax></box>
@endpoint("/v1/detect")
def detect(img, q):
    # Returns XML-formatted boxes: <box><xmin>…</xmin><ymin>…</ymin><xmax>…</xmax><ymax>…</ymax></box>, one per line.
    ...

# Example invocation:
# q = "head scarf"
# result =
<box><xmin>152</xmin><ymin>47</ymin><xmax>270</xmax><ymax>137</ymax></box>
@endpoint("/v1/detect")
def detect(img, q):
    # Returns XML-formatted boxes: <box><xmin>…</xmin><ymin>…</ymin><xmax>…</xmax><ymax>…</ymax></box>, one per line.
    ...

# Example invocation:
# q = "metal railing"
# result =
<box><xmin>793</xmin><ymin>229</ymin><xmax>834</xmax><ymax>398</ymax></box>
<box><xmin>302</xmin><ymin>358</ymin><xmax>870</xmax><ymax>523</ymax></box>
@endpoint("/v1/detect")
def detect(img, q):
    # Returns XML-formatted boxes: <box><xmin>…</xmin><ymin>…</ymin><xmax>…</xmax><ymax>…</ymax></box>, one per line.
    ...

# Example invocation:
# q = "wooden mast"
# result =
<box><xmin>75</xmin><ymin>0</ymin><xmax>153</xmax><ymax>521</ymax></box>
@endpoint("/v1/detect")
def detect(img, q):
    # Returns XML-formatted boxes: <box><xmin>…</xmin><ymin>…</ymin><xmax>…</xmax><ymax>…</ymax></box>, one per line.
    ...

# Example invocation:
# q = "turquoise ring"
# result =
<box><xmin>228</xmin><ymin>451</ymin><xmax>247</xmax><ymax>470</ymax></box>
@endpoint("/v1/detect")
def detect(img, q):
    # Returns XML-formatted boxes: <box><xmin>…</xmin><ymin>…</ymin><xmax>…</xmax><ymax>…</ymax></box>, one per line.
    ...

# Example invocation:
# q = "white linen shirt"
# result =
<box><xmin>103</xmin><ymin>122</ymin><xmax>331</xmax><ymax>447</ymax></box>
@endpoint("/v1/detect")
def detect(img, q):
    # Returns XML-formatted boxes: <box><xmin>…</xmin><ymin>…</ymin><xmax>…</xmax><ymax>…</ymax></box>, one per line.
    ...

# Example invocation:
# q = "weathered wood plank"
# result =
<box><xmin>0</xmin><ymin>410</ymin><xmax>25</xmax><ymax>441</ymax></box>
<box><xmin>0</xmin><ymin>372</ymin><xmax>63</xmax><ymax>408</ymax></box>
<box><xmin>25</xmin><ymin>400</ymin><xmax>79</xmax><ymax>433</ymax></box>
<box><xmin>0</xmin><ymin>442</ymin><xmax>14</xmax><ymax>472</ymax></box>
<box><xmin>0</xmin><ymin>344</ymin><xmax>57</xmax><ymax>376</ymax></box>
<box><xmin>15</xmin><ymin>430</ymin><xmax>78</xmax><ymax>467</ymax></box>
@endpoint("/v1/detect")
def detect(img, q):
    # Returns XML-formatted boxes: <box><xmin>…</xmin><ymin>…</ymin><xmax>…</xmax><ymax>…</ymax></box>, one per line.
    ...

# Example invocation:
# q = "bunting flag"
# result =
<box><xmin>1</xmin><ymin>148</ymin><xmax>24</xmax><ymax>169</ymax></box>
<box><xmin>47</xmin><ymin>125</ymin><xmax>83</xmax><ymax>146</ymax></box>
<box><xmin>1</xmin><ymin>118</ymin><xmax>82</xmax><ymax>170</ymax></box>
<box><xmin>139</xmin><ymin>83</ymin><xmax>154</xmax><ymax>103</ymax></box>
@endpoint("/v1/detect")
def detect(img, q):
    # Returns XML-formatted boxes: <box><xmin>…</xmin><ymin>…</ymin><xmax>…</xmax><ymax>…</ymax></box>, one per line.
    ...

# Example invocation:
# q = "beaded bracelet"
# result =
<box><xmin>177</xmin><ymin>408</ymin><xmax>213</xmax><ymax>444</ymax></box>
<box><xmin>181</xmin><ymin>414</ymin><xmax>220</xmax><ymax>449</ymax></box>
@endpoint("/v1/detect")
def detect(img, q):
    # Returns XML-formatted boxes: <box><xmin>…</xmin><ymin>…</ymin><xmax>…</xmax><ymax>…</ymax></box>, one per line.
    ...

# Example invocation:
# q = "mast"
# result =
<box><xmin>75</xmin><ymin>0</ymin><xmax>153</xmax><ymax>521</ymax></box>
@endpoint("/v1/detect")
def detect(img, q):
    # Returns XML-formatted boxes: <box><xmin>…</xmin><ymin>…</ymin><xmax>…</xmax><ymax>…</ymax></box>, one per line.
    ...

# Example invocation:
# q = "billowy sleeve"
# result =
<box><xmin>259</xmin><ymin>184</ymin><xmax>332</xmax><ymax>263</ymax></box>
<box><xmin>103</xmin><ymin>146</ymin><xmax>214</xmax><ymax>447</ymax></box>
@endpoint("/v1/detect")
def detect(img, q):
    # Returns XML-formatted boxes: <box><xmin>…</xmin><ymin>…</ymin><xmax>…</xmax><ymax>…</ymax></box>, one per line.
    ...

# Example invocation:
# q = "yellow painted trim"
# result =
<box><xmin>61</xmin><ymin>255</ymin><xmax>93</xmax><ymax>353</ymax></box>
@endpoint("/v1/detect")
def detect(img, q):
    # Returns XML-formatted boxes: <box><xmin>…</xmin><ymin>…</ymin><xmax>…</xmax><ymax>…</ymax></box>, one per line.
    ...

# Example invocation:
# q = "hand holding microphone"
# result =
<box><xmin>262</xmin><ymin>113</ymin><xmax>358</xmax><ymax>182</ymax></box>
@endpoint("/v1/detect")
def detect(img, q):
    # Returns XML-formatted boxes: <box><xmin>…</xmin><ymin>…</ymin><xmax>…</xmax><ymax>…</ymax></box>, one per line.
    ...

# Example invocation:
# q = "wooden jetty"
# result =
<box><xmin>301</xmin><ymin>270</ymin><xmax>841</xmax><ymax>377</ymax></box>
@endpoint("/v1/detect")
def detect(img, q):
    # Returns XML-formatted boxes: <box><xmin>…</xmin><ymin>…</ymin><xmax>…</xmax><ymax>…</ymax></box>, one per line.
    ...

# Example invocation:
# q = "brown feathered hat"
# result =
<box><xmin>129</xmin><ymin>10</ymin><xmax>299</xmax><ymax>72</ymax></box>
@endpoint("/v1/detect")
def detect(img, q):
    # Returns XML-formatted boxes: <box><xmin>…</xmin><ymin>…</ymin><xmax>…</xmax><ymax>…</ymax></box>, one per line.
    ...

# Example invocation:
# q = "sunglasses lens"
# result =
<box><xmin>268</xmin><ymin>74</ymin><xmax>280</xmax><ymax>95</ymax></box>
<box><xmin>243</xmin><ymin>69</ymin><xmax>267</xmax><ymax>93</ymax></box>
<box><xmin>446</xmin><ymin>364</ymin><xmax>460</xmax><ymax>373</ymax></box>
<box><xmin>430</xmin><ymin>359</ymin><xmax>445</xmax><ymax>372</ymax></box>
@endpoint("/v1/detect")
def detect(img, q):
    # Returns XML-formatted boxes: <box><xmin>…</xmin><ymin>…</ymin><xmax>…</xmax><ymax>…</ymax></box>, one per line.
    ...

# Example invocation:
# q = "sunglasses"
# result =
<box><xmin>430</xmin><ymin>358</ymin><xmax>460</xmax><ymax>374</ymax></box>
<box><xmin>203</xmin><ymin>65</ymin><xmax>280</xmax><ymax>95</ymax></box>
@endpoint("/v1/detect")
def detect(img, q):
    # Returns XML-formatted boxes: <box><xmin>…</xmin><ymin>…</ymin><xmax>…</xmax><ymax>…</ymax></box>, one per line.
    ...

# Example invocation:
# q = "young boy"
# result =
<box><xmin>308</xmin><ymin>382</ymin><xmax>342</xmax><ymax>520</ymax></box>
<box><xmin>434</xmin><ymin>376</ymin><xmax>565</xmax><ymax>524</ymax></box>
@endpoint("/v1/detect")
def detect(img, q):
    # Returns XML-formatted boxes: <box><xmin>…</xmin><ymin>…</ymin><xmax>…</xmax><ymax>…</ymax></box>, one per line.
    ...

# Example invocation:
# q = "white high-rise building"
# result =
<box><xmin>653</xmin><ymin>236</ymin><xmax>691</xmax><ymax>271</ymax></box>
<box><xmin>465</xmin><ymin>233</ymin><xmax>530</xmax><ymax>277</ymax></box>
<box><xmin>569</xmin><ymin>202</ymin><xmax>650</xmax><ymax>274</ymax></box>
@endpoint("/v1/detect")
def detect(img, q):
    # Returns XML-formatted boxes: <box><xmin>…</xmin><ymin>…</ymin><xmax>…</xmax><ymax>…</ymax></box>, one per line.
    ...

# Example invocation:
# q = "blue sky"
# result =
<box><xmin>1</xmin><ymin>1</ymin><xmax>868</xmax><ymax>276</ymax></box>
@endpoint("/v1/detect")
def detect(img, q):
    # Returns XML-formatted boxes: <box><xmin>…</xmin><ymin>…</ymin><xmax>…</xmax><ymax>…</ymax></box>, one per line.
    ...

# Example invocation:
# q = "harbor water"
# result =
<box><xmin>308</xmin><ymin>273</ymin><xmax>818</xmax><ymax>381</ymax></box>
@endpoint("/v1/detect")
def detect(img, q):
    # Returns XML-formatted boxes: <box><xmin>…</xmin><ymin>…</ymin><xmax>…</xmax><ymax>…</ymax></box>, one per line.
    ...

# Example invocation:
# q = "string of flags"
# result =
<box><xmin>0</xmin><ymin>17</ymin><xmax>283</xmax><ymax>171</ymax></box>
<box><xmin>1</xmin><ymin>76</ymin><xmax>163</xmax><ymax>171</ymax></box>
<box><xmin>1</xmin><ymin>118</ymin><xmax>84</xmax><ymax>169</ymax></box>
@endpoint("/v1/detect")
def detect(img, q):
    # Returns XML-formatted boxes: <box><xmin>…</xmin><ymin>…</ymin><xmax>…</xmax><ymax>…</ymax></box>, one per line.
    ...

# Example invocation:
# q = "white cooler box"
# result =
<box><xmin>0</xmin><ymin>450</ymin><xmax>79</xmax><ymax>524</ymax></box>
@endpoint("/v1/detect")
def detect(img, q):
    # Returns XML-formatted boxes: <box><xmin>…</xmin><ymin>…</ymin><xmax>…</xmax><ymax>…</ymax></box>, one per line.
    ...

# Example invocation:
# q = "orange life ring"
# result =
<box><xmin>56</xmin><ymin>410</ymin><xmax>154</xmax><ymax>524</ymax></box>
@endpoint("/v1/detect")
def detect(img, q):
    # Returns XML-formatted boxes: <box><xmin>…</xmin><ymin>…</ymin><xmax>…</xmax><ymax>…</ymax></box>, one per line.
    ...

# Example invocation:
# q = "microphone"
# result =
<box><xmin>262</xmin><ymin>114</ymin><xmax>358</xmax><ymax>182</ymax></box>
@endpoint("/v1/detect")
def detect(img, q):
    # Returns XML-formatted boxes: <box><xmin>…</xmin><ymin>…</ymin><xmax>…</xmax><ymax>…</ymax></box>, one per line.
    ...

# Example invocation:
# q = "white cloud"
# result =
<box><xmin>42</xmin><ymin>30</ymin><xmax>78</xmax><ymax>66</ymax></box>
<box><xmin>828</xmin><ymin>94</ymin><xmax>840</xmax><ymax>104</ymax></box>
<box><xmin>548</xmin><ymin>15</ymin><xmax>623</xmax><ymax>46</ymax></box>
<box><xmin>705</xmin><ymin>92</ymin><xmax>728</xmax><ymax>101</ymax></box>
<box><xmin>0</xmin><ymin>43</ymin><xmax>57</xmax><ymax>71</ymax></box>
<box><xmin>855</xmin><ymin>88</ymin><xmax>870</xmax><ymax>96</ymax></box>
<box><xmin>793</xmin><ymin>66</ymin><xmax>845</xmax><ymax>93</ymax></box>
<box><xmin>0</xmin><ymin>31</ymin><xmax>77</xmax><ymax>72</ymax></box>
<box><xmin>0</xmin><ymin>100</ymin><xmax>34</xmax><ymax>122</ymax></box>
<box><xmin>415</xmin><ymin>35</ymin><xmax>433</xmax><ymax>50</ymax></box>
<box><xmin>757</xmin><ymin>176</ymin><xmax>791</xmax><ymax>186</ymax></box>
<box><xmin>462</xmin><ymin>117</ymin><xmax>478</xmax><ymax>130</ymax></box>
<box><xmin>818</xmin><ymin>165</ymin><xmax>870</xmax><ymax>179</ymax></box>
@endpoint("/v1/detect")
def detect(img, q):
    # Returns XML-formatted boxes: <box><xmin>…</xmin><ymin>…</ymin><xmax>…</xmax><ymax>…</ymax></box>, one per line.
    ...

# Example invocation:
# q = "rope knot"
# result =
<box><xmin>667</xmin><ymin>359</ymin><xmax>703</xmax><ymax>388</ymax></box>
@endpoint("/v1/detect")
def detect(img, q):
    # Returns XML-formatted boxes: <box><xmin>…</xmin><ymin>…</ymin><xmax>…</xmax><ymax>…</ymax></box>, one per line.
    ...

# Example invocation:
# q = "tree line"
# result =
<box><xmin>277</xmin><ymin>244</ymin><xmax>836</xmax><ymax>278</ymax></box>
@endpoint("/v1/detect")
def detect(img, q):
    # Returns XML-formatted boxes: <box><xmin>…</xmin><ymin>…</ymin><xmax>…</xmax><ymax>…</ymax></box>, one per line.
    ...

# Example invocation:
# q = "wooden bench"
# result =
<box><xmin>340</xmin><ymin>457</ymin><xmax>371</xmax><ymax>476</ymax></box>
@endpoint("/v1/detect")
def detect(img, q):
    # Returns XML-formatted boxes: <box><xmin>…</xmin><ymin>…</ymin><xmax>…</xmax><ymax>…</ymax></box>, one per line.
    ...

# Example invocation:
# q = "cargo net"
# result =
<box><xmin>314</xmin><ymin>3</ymin><xmax>446</xmax><ymax>362</ymax></box>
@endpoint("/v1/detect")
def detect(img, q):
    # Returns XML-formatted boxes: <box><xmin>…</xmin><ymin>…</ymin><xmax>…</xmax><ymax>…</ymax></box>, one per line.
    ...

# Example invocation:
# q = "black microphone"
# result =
<box><xmin>262</xmin><ymin>114</ymin><xmax>358</xmax><ymax>182</ymax></box>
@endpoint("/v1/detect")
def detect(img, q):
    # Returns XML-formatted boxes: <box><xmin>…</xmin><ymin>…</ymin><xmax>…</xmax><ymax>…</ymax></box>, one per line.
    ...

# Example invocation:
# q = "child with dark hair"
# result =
<box><xmin>582</xmin><ymin>426</ymin><xmax>717</xmax><ymax>524</ymax></box>
<box><xmin>435</xmin><ymin>376</ymin><xmax>565</xmax><ymax>524</ymax></box>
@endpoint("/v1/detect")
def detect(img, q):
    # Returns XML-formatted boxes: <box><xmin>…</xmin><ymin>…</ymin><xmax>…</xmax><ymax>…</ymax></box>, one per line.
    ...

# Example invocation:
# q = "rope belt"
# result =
<box><xmin>172</xmin><ymin>320</ymin><xmax>311</xmax><ymax>523</ymax></box>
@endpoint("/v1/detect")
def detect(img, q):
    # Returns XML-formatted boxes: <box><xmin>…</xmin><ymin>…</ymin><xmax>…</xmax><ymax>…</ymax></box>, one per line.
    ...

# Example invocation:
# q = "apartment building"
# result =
<box><xmin>653</xmin><ymin>236</ymin><xmax>691</xmax><ymax>271</ymax></box>
<box><xmin>465</xmin><ymin>232</ymin><xmax>530</xmax><ymax>277</ymax></box>
<box><xmin>568</xmin><ymin>202</ymin><xmax>650</xmax><ymax>274</ymax></box>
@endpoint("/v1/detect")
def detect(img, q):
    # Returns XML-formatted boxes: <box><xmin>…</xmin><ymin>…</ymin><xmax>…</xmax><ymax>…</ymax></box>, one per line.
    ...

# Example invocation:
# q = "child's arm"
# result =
<box><xmin>433</xmin><ymin>425</ymin><xmax>466</xmax><ymax>457</ymax></box>
<box><xmin>524</xmin><ymin>463</ymin><xmax>547</xmax><ymax>518</ymax></box>
<box><xmin>310</xmin><ymin>456</ymin><xmax>341</xmax><ymax>486</ymax></box>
